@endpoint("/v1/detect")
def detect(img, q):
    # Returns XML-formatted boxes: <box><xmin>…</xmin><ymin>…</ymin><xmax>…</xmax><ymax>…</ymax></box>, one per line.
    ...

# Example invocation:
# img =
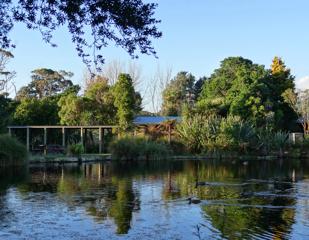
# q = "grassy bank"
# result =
<box><xmin>0</xmin><ymin>134</ymin><xmax>28</xmax><ymax>166</ymax></box>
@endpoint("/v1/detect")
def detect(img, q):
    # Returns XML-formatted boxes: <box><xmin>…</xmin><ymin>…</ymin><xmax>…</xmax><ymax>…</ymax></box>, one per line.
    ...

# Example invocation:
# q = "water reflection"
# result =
<box><xmin>0</xmin><ymin>159</ymin><xmax>308</xmax><ymax>239</ymax></box>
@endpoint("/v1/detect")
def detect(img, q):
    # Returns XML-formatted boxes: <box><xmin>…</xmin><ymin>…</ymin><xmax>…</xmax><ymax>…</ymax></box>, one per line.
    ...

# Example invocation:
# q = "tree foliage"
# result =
<box><xmin>0</xmin><ymin>0</ymin><xmax>162</xmax><ymax>68</ymax></box>
<box><xmin>0</xmin><ymin>95</ymin><xmax>16</xmax><ymax>133</ymax></box>
<box><xmin>58</xmin><ymin>93</ymin><xmax>90</xmax><ymax>125</ymax></box>
<box><xmin>0</xmin><ymin>49</ymin><xmax>15</xmax><ymax>95</ymax></box>
<box><xmin>161</xmin><ymin>71</ymin><xmax>195</xmax><ymax>116</ymax></box>
<box><xmin>112</xmin><ymin>73</ymin><xmax>139</xmax><ymax>131</ymax></box>
<box><xmin>16</xmin><ymin>68</ymin><xmax>73</xmax><ymax>100</ymax></box>
<box><xmin>268</xmin><ymin>57</ymin><xmax>297</xmax><ymax>130</ymax></box>
<box><xmin>197</xmin><ymin>57</ymin><xmax>297</xmax><ymax>130</ymax></box>
<box><xmin>13</xmin><ymin>97</ymin><xmax>60</xmax><ymax>125</ymax></box>
<box><xmin>84</xmin><ymin>76</ymin><xmax>117</xmax><ymax>125</ymax></box>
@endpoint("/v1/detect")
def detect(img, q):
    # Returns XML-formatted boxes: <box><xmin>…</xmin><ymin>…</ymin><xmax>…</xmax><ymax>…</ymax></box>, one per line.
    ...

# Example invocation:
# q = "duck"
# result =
<box><xmin>187</xmin><ymin>197</ymin><xmax>201</xmax><ymax>204</ymax></box>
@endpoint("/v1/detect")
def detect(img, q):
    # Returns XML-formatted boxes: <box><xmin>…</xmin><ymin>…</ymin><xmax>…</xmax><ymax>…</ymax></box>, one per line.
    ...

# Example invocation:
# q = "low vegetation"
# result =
<box><xmin>67</xmin><ymin>143</ymin><xmax>85</xmax><ymax>156</ymax></box>
<box><xmin>176</xmin><ymin>114</ymin><xmax>293</xmax><ymax>157</ymax></box>
<box><xmin>109</xmin><ymin>136</ymin><xmax>171</xmax><ymax>161</ymax></box>
<box><xmin>0</xmin><ymin>134</ymin><xmax>28</xmax><ymax>166</ymax></box>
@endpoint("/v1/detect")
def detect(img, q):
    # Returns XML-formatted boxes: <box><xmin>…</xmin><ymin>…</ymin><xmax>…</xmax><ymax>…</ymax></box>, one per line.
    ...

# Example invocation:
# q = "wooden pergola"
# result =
<box><xmin>7</xmin><ymin>125</ymin><xmax>118</xmax><ymax>153</ymax></box>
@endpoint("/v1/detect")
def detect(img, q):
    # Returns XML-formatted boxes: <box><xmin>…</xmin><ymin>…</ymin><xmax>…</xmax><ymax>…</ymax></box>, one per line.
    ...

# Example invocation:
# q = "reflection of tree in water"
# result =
<box><xmin>3</xmin><ymin>159</ymin><xmax>307</xmax><ymax>238</ymax></box>
<box><xmin>56</xmin><ymin>163</ymin><xmax>138</xmax><ymax>234</ymax></box>
<box><xmin>108</xmin><ymin>178</ymin><xmax>136</xmax><ymax>234</ymax></box>
<box><xmin>161</xmin><ymin>159</ymin><xmax>302</xmax><ymax>239</ymax></box>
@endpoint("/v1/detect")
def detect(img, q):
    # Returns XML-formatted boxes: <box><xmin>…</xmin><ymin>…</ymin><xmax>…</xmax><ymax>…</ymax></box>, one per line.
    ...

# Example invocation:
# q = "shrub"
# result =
<box><xmin>176</xmin><ymin>114</ymin><xmax>221</xmax><ymax>153</ymax></box>
<box><xmin>67</xmin><ymin>143</ymin><xmax>84</xmax><ymax>156</ymax></box>
<box><xmin>176</xmin><ymin>114</ymin><xmax>255</xmax><ymax>153</ymax></box>
<box><xmin>109</xmin><ymin>136</ymin><xmax>170</xmax><ymax>161</ymax></box>
<box><xmin>0</xmin><ymin>134</ymin><xmax>28</xmax><ymax>166</ymax></box>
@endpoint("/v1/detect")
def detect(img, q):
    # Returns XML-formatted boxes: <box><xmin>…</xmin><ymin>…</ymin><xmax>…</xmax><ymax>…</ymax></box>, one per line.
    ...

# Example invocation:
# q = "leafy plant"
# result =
<box><xmin>109</xmin><ymin>136</ymin><xmax>170</xmax><ymax>161</ymax></box>
<box><xmin>67</xmin><ymin>143</ymin><xmax>84</xmax><ymax>156</ymax></box>
<box><xmin>0</xmin><ymin>134</ymin><xmax>28</xmax><ymax>166</ymax></box>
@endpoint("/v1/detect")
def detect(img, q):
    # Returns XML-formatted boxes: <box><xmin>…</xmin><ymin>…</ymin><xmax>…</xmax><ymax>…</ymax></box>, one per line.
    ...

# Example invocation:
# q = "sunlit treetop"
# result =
<box><xmin>0</xmin><ymin>0</ymin><xmax>162</xmax><ymax>69</ymax></box>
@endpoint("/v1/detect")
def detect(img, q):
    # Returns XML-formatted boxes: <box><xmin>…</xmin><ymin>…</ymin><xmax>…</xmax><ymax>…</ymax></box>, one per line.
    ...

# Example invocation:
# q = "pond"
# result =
<box><xmin>0</xmin><ymin>159</ymin><xmax>308</xmax><ymax>239</ymax></box>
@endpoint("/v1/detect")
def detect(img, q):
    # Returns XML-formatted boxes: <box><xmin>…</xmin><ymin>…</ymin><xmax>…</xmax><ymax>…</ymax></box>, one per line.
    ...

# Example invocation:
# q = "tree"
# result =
<box><xmin>161</xmin><ymin>71</ymin><xmax>195</xmax><ymax>116</ymax></box>
<box><xmin>0</xmin><ymin>1</ymin><xmax>162</xmax><ymax>68</ymax></box>
<box><xmin>0</xmin><ymin>49</ymin><xmax>15</xmax><ymax>96</ymax></box>
<box><xmin>13</xmin><ymin>97</ymin><xmax>60</xmax><ymax>125</ymax></box>
<box><xmin>58</xmin><ymin>93</ymin><xmax>90</xmax><ymax>125</ymax></box>
<box><xmin>112</xmin><ymin>73</ymin><xmax>138</xmax><ymax>131</ymax></box>
<box><xmin>84</xmin><ymin>76</ymin><xmax>117</xmax><ymax>125</ymax></box>
<box><xmin>268</xmin><ymin>57</ymin><xmax>297</xmax><ymax>130</ymax></box>
<box><xmin>16</xmin><ymin>68</ymin><xmax>73</xmax><ymax>100</ymax></box>
<box><xmin>102</xmin><ymin>60</ymin><xmax>142</xmax><ymax>86</ymax></box>
<box><xmin>0</xmin><ymin>95</ymin><xmax>16</xmax><ymax>133</ymax></box>
<box><xmin>197</xmin><ymin>57</ymin><xmax>270</xmax><ymax>126</ymax></box>
<box><xmin>283</xmin><ymin>89</ymin><xmax>309</xmax><ymax>133</ymax></box>
<box><xmin>197</xmin><ymin>56</ymin><xmax>297</xmax><ymax>130</ymax></box>
<box><xmin>147</xmin><ymin>65</ymin><xmax>172</xmax><ymax>114</ymax></box>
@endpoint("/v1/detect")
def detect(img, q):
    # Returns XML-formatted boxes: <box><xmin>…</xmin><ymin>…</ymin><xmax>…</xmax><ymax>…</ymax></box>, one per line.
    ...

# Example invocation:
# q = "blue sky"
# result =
<box><xmin>6</xmin><ymin>0</ymin><xmax>309</xmax><ymax>109</ymax></box>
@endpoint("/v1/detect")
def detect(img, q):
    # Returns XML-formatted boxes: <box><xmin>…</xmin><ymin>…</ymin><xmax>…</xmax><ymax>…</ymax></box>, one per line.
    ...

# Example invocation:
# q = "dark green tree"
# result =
<box><xmin>16</xmin><ymin>68</ymin><xmax>73</xmax><ymax>100</ymax></box>
<box><xmin>0</xmin><ymin>95</ymin><xmax>17</xmax><ymax>133</ymax></box>
<box><xmin>161</xmin><ymin>71</ymin><xmax>195</xmax><ymax>116</ymax></box>
<box><xmin>112</xmin><ymin>73</ymin><xmax>138</xmax><ymax>131</ymax></box>
<box><xmin>267</xmin><ymin>57</ymin><xmax>297</xmax><ymax>130</ymax></box>
<box><xmin>84</xmin><ymin>76</ymin><xmax>117</xmax><ymax>125</ymax></box>
<box><xmin>197</xmin><ymin>57</ymin><xmax>270</xmax><ymax>126</ymax></box>
<box><xmin>13</xmin><ymin>97</ymin><xmax>60</xmax><ymax>125</ymax></box>
<box><xmin>58</xmin><ymin>93</ymin><xmax>91</xmax><ymax>126</ymax></box>
<box><xmin>0</xmin><ymin>1</ymin><xmax>161</xmax><ymax>68</ymax></box>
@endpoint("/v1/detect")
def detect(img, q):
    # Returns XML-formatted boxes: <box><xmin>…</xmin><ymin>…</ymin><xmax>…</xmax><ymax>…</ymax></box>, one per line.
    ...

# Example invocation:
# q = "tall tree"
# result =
<box><xmin>0</xmin><ymin>49</ymin><xmax>15</xmax><ymax>96</ymax></box>
<box><xmin>0</xmin><ymin>1</ymin><xmax>162</xmax><ymax>68</ymax></box>
<box><xmin>197</xmin><ymin>57</ymin><xmax>270</xmax><ymax>126</ymax></box>
<box><xmin>161</xmin><ymin>71</ymin><xmax>195</xmax><ymax>116</ymax></box>
<box><xmin>16</xmin><ymin>68</ymin><xmax>73</xmax><ymax>100</ymax></box>
<box><xmin>84</xmin><ymin>76</ymin><xmax>117</xmax><ymax>125</ymax></box>
<box><xmin>268</xmin><ymin>57</ymin><xmax>297</xmax><ymax>130</ymax></box>
<box><xmin>58</xmin><ymin>93</ymin><xmax>91</xmax><ymax>125</ymax></box>
<box><xmin>112</xmin><ymin>74</ymin><xmax>138</xmax><ymax>131</ymax></box>
<box><xmin>0</xmin><ymin>95</ymin><xmax>16</xmax><ymax>133</ymax></box>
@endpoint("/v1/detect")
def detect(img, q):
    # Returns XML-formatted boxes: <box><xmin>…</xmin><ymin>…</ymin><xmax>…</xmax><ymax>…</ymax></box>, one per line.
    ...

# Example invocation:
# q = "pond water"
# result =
<box><xmin>0</xmin><ymin>159</ymin><xmax>308</xmax><ymax>240</ymax></box>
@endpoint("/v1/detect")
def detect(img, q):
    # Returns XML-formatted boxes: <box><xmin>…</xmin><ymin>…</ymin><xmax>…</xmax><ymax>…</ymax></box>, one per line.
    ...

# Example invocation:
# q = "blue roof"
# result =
<box><xmin>133</xmin><ymin>116</ymin><xmax>181</xmax><ymax>125</ymax></box>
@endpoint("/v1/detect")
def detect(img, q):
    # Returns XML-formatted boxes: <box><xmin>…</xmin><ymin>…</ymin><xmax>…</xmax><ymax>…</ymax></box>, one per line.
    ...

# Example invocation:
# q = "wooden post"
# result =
<box><xmin>80</xmin><ymin>127</ymin><xmax>84</xmax><ymax>146</ymax></box>
<box><xmin>26</xmin><ymin>127</ymin><xmax>30</xmax><ymax>152</ymax></box>
<box><xmin>168</xmin><ymin>124</ymin><xmax>171</xmax><ymax>143</ymax></box>
<box><xmin>44</xmin><ymin>127</ymin><xmax>47</xmax><ymax>155</ymax></box>
<box><xmin>8</xmin><ymin>127</ymin><xmax>11</xmax><ymax>137</ymax></box>
<box><xmin>44</xmin><ymin>128</ymin><xmax>47</xmax><ymax>145</ymax></box>
<box><xmin>62</xmin><ymin>127</ymin><xmax>65</xmax><ymax>147</ymax></box>
<box><xmin>99</xmin><ymin>127</ymin><xmax>102</xmax><ymax>154</ymax></box>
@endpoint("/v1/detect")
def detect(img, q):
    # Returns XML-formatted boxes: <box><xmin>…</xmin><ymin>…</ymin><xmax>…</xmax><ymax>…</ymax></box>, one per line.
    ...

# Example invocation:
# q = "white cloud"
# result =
<box><xmin>296</xmin><ymin>76</ymin><xmax>309</xmax><ymax>90</ymax></box>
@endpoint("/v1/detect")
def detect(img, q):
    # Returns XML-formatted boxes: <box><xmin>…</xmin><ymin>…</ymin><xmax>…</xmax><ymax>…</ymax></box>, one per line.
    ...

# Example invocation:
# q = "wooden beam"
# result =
<box><xmin>7</xmin><ymin>125</ymin><xmax>118</xmax><ymax>129</ymax></box>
